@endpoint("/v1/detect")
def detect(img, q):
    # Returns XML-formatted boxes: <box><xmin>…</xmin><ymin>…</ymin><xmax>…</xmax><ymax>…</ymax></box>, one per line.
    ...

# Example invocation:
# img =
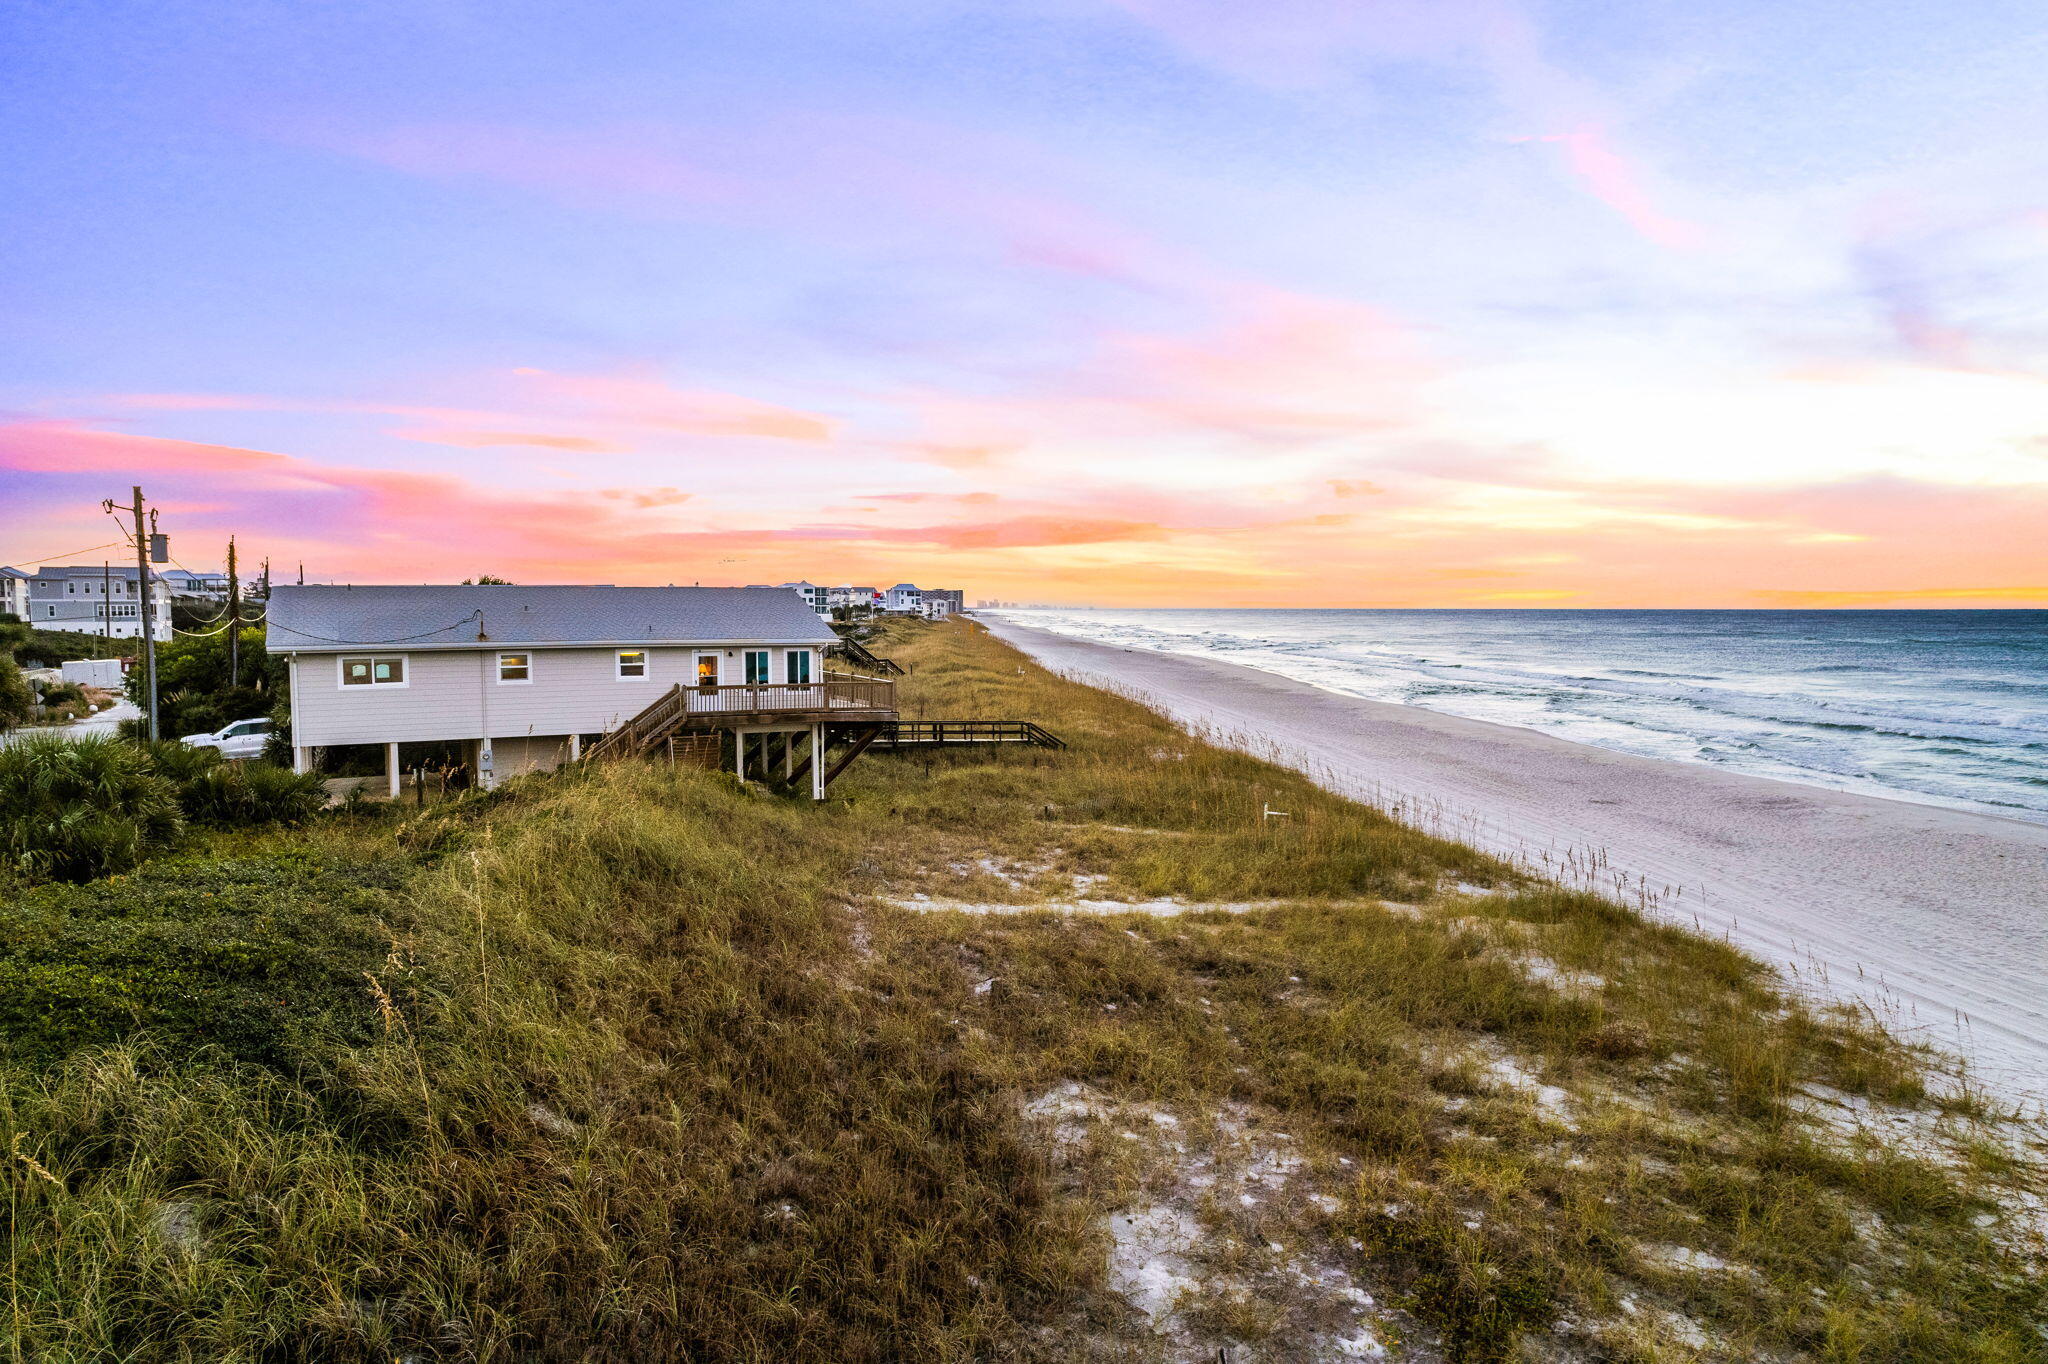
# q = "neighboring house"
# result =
<box><xmin>25</xmin><ymin>565</ymin><xmax>172</xmax><ymax>639</ymax></box>
<box><xmin>922</xmin><ymin>588</ymin><xmax>964</xmax><ymax>615</ymax></box>
<box><xmin>920</xmin><ymin>598</ymin><xmax>954</xmax><ymax>620</ymax></box>
<box><xmin>267</xmin><ymin>584</ymin><xmax>897</xmax><ymax>798</ymax></box>
<box><xmin>777</xmin><ymin>581</ymin><xmax>830</xmax><ymax>616</ymax></box>
<box><xmin>161</xmin><ymin>568</ymin><xmax>231</xmax><ymax>598</ymax></box>
<box><xmin>826</xmin><ymin>585</ymin><xmax>880</xmax><ymax>612</ymax></box>
<box><xmin>0</xmin><ymin>567</ymin><xmax>28</xmax><ymax>620</ymax></box>
<box><xmin>881</xmin><ymin>583</ymin><xmax>923</xmax><ymax>613</ymax></box>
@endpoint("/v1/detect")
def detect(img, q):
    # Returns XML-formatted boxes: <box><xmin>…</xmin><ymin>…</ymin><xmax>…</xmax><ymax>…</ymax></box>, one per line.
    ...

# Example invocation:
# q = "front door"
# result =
<box><xmin>696</xmin><ymin>654</ymin><xmax>720</xmax><ymax>691</ymax></box>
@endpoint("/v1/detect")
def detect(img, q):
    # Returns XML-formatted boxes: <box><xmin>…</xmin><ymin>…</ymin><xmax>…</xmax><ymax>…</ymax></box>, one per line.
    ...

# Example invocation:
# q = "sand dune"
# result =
<box><xmin>985</xmin><ymin>616</ymin><xmax>2048</xmax><ymax>1101</ymax></box>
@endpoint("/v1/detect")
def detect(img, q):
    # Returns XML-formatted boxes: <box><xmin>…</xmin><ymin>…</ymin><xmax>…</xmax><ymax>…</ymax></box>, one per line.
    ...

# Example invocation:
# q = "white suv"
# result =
<box><xmin>182</xmin><ymin>717</ymin><xmax>274</xmax><ymax>760</ymax></box>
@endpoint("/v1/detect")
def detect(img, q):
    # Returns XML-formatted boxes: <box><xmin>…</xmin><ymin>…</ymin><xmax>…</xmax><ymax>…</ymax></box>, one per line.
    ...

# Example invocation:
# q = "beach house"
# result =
<box><xmin>267</xmin><ymin>584</ymin><xmax>898</xmax><ymax>798</ymax></box>
<box><xmin>881</xmin><ymin>583</ymin><xmax>923</xmax><ymax>613</ymax></box>
<box><xmin>0</xmin><ymin>567</ymin><xmax>28</xmax><ymax>620</ymax></box>
<box><xmin>777</xmin><ymin>581</ymin><xmax>831</xmax><ymax>616</ymax></box>
<box><xmin>23</xmin><ymin>565</ymin><xmax>173</xmax><ymax>639</ymax></box>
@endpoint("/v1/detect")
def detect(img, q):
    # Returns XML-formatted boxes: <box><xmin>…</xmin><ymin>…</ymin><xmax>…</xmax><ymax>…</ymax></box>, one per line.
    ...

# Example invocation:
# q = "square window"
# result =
<box><xmin>617</xmin><ymin>649</ymin><xmax>648</xmax><ymax>679</ymax></box>
<box><xmin>785</xmin><ymin>651</ymin><xmax>812</xmax><ymax>684</ymax></box>
<box><xmin>498</xmin><ymin>652</ymin><xmax>531</xmax><ymax>683</ymax></box>
<box><xmin>342</xmin><ymin>656</ymin><xmax>406</xmax><ymax>686</ymax></box>
<box><xmin>744</xmin><ymin>650</ymin><xmax>770</xmax><ymax>684</ymax></box>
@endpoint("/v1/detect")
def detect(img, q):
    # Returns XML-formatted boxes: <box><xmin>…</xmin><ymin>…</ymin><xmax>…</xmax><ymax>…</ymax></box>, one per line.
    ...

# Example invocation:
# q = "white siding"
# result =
<box><xmin>289</xmin><ymin>644</ymin><xmax>822</xmax><ymax>748</ymax></box>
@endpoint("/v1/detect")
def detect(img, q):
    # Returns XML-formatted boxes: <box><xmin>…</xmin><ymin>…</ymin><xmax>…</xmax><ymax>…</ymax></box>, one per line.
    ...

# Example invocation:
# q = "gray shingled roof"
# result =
<box><xmin>267</xmin><ymin>585</ymin><xmax>837</xmax><ymax>652</ymax></box>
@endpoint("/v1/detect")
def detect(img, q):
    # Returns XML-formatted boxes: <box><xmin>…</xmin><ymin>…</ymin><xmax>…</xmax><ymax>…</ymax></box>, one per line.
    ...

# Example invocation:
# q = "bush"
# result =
<box><xmin>0</xmin><ymin>734</ymin><xmax>182</xmax><ymax>882</ymax></box>
<box><xmin>38</xmin><ymin>681</ymin><xmax>86</xmax><ymax>708</ymax></box>
<box><xmin>0</xmin><ymin>853</ymin><xmax>396</xmax><ymax>1066</ymax></box>
<box><xmin>0</xmin><ymin>653</ymin><xmax>33</xmax><ymax>728</ymax></box>
<box><xmin>135</xmin><ymin>741</ymin><xmax>328</xmax><ymax>827</ymax></box>
<box><xmin>177</xmin><ymin>761</ymin><xmax>329</xmax><ymax>827</ymax></box>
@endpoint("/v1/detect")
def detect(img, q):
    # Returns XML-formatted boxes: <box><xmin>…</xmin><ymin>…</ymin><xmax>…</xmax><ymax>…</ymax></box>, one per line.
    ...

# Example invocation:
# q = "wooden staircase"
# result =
<box><xmin>584</xmin><ymin>683</ymin><xmax>693</xmax><ymax>761</ymax></box>
<box><xmin>869</xmin><ymin>720</ymin><xmax>1066</xmax><ymax>749</ymax></box>
<box><xmin>830</xmin><ymin>636</ymin><xmax>903</xmax><ymax>675</ymax></box>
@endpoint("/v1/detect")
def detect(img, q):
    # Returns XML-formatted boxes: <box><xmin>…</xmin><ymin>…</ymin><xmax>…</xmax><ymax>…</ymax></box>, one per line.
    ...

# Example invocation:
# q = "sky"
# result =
<box><xmin>2</xmin><ymin>0</ymin><xmax>2045</xmax><ymax>607</ymax></box>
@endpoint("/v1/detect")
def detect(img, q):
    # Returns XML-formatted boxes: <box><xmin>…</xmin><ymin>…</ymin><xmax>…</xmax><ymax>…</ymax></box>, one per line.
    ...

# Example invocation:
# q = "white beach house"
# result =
<box><xmin>777</xmin><ymin>580</ymin><xmax>831</xmax><ymax>616</ymax></box>
<box><xmin>268</xmin><ymin>584</ymin><xmax>896</xmax><ymax>797</ymax></box>
<box><xmin>0</xmin><ymin>567</ymin><xmax>28</xmax><ymax>620</ymax></box>
<box><xmin>882</xmin><ymin>583</ymin><xmax>923</xmax><ymax>613</ymax></box>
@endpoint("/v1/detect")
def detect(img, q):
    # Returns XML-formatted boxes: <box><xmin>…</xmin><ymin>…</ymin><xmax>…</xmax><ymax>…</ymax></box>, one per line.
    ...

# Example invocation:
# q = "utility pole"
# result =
<box><xmin>102</xmin><ymin>561</ymin><xmax>111</xmax><ymax>648</ymax></box>
<box><xmin>259</xmin><ymin>557</ymin><xmax>270</xmax><ymax>600</ymax></box>
<box><xmin>127</xmin><ymin>487</ymin><xmax>160</xmax><ymax>740</ymax></box>
<box><xmin>226</xmin><ymin>536</ymin><xmax>240</xmax><ymax>688</ymax></box>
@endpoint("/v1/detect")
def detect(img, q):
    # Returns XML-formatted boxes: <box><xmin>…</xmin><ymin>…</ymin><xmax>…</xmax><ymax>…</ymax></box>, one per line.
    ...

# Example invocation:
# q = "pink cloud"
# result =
<box><xmin>390</xmin><ymin>428</ymin><xmax>628</xmax><ymax>452</ymax></box>
<box><xmin>1518</xmin><ymin>126</ymin><xmax>1705</xmax><ymax>249</ymax></box>
<box><xmin>109</xmin><ymin>367</ymin><xmax>835</xmax><ymax>445</ymax></box>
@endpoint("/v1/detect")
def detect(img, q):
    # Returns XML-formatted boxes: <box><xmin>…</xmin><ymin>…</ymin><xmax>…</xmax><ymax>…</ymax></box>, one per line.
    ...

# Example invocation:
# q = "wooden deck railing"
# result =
<box><xmin>585</xmin><ymin>673</ymin><xmax>898</xmax><ymax>761</ymax></box>
<box><xmin>681</xmin><ymin>673</ymin><xmax>896</xmax><ymax>715</ymax></box>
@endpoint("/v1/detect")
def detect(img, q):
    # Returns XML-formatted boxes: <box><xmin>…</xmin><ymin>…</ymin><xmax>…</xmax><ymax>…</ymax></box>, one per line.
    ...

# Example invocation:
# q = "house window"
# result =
<box><xmin>617</xmin><ymin>649</ymin><xmax>648</xmax><ymax>679</ymax></box>
<box><xmin>744</xmin><ymin>650</ymin><xmax>770</xmax><ymax>684</ymax></box>
<box><xmin>697</xmin><ymin>655</ymin><xmax>720</xmax><ymax>689</ymax></box>
<box><xmin>498</xmin><ymin>652</ymin><xmax>532</xmax><ymax>683</ymax></box>
<box><xmin>785</xmin><ymin>650</ymin><xmax>812</xmax><ymax>684</ymax></box>
<box><xmin>341</xmin><ymin>656</ymin><xmax>406</xmax><ymax>687</ymax></box>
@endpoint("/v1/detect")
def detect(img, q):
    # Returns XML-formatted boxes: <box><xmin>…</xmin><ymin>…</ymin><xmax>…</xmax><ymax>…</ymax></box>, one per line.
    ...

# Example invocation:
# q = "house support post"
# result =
<box><xmin>735</xmin><ymin>731</ymin><xmax>747</xmax><ymax>784</ymax></box>
<box><xmin>811</xmin><ymin>724</ymin><xmax>825</xmax><ymax>801</ymax></box>
<box><xmin>292</xmin><ymin>745</ymin><xmax>310</xmax><ymax>775</ymax></box>
<box><xmin>784</xmin><ymin>731</ymin><xmax>794</xmax><ymax>781</ymax></box>
<box><xmin>385</xmin><ymin>741</ymin><xmax>400</xmax><ymax>799</ymax></box>
<box><xmin>568</xmin><ymin>733</ymin><xmax>581</xmax><ymax>762</ymax></box>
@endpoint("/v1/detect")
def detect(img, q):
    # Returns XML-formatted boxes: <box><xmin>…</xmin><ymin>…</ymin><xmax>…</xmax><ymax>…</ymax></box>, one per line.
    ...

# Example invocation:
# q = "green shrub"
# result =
<box><xmin>135</xmin><ymin>737</ymin><xmax>221</xmax><ymax>785</ymax></box>
<box><xmin>134</xmin><ymin>740</ymin><xmax>327</xmax><ymax>827</ymax></box>
<box><xmin>38</xmin><ymin>681</ymin><xmax>87</xmax><ymax>708</ymax></box>
<box><xmin>0</xmin><ymin>853</ymin><xmax>396</xmax><ymax>1066</ymax></box>
<box><xmin>177</xmin><ymin>761</ymin><xmax>328</xmax><ymax>827</ymax></box>
<box><xmin>0</xmin><ymin>734</ymin><xmax>181</xmax><ymax>882</ymax></box>
<box><xmin>0</xmin><ymin>653</ymin><xmax>33</xmax><ymax>728</ymax></box>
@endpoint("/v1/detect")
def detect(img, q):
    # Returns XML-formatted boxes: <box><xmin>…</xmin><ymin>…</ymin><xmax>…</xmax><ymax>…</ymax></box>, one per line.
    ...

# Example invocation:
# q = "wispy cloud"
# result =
<box><xmin>1516</xmin><ymin>127</ymin><xmax>1706</xmax><ymax>249</ymax></box>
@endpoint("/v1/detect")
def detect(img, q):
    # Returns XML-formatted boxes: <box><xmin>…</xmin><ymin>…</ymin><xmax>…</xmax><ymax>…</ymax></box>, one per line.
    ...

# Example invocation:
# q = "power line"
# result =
<box><xmin>11</xmin><ymin>539</ymin><xmax>129</xmax><ymax>568</ymax></box>
<box><xmin>271</xmin><ymin>609</ymin><xmax>485</xmax><ymax>646</ymax></box>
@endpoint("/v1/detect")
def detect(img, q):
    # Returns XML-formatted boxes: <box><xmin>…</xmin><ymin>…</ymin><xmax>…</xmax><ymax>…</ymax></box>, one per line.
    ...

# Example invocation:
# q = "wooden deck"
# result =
<box><xmin>870</xmin><ymin>720</ymin><xmax>1065</xmax><ymax>749</ymax></box>
<box><xmin>585</xmin><ymin>671</ymin><xmax>897</xmax><ymax>762</ymax></box>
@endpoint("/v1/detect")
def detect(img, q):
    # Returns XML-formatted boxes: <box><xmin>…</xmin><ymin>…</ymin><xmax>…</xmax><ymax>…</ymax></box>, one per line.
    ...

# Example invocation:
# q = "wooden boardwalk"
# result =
<box><xmin>870</xmin><ymin>719</ymin><xmax>1065</xmax><ymax>749</ymax></box>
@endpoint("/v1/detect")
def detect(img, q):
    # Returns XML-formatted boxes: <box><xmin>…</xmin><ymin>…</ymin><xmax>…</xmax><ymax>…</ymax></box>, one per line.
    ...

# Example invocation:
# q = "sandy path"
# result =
<box><xmin>984</xmin><ymin>617</ymin><xmax>2048</xmax><ymax>1100</ymax></box>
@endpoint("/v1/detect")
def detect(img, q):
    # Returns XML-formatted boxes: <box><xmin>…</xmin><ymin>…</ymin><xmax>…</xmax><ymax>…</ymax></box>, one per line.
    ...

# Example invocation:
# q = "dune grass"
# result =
<box><xmin>0</xmin><ymin>617</ymin><xmax>2040</xmax><ymax>1362</ymax></box>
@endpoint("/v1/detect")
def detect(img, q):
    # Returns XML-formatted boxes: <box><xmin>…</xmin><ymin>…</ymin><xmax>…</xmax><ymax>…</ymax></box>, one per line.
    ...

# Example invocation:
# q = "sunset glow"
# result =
<box><xmin>3</xmin><ymin>0</ymin><xmax>2044</xmax><ymax>605</ymax></box>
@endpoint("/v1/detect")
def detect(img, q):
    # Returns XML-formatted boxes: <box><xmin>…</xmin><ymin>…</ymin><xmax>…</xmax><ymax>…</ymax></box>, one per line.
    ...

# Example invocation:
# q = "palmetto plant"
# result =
<box><xmin>0</xmin><ymin>733</ymin><xmax>182</xmax><ymax>882</ymax></box>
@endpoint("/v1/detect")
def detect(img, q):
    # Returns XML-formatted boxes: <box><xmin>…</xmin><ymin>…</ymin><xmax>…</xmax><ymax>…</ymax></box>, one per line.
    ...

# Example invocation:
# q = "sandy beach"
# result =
<box><xmin>985</xmin><ymin>615</ymin><xmax>2048</xmax><ymax>1099</ymax></box>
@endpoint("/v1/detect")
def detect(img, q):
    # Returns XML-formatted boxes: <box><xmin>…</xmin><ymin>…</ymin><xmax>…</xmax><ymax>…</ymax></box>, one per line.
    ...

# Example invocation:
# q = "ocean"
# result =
<box><xmin>997</xmin><ymin>609</ymin><xmax>2048</xmax><ymax>825</ymax></box>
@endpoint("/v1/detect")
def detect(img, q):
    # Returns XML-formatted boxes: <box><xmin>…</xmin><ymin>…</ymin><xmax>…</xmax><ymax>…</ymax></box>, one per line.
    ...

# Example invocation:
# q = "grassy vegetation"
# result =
<box><xmin>1</xmin><ymin>618</ymin><xmax>2040</xmax><ymax>1361</ymax></box>
<box><xmin>0</xmin><ymin>735</ymin><xmax>326</xmax><ymax>883</ymax></box>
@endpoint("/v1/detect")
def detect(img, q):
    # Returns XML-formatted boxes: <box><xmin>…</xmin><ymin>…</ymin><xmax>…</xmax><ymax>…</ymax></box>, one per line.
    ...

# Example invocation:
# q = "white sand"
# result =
<box><xmin>985</xmin><ymin>617</ymin><xmax>2048</xmax><ymax>1100</ymax></box>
